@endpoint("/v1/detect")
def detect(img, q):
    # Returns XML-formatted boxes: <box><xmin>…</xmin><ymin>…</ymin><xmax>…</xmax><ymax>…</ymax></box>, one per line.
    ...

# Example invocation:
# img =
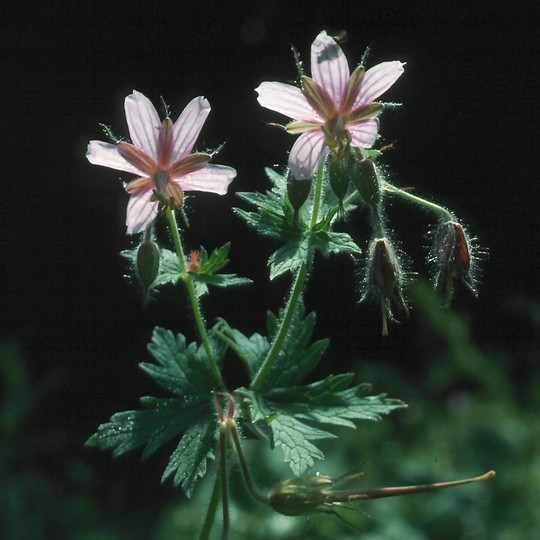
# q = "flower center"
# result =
<box><xmin>322</xmin><ymin>115</ymin><xmax>351</xmax><ymax>159</ymax></box>
<box><xmin>154</xmin><ymin>170</ymin><xmax>169</xmax><ymax>193</ymax></box>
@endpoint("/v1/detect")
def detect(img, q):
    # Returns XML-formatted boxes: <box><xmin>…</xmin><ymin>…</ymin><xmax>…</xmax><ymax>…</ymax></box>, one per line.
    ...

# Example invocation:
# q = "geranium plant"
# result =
<box><xmin>86</xmin><ymin>30</ymin><xmax>493</xmax><ymax>539</ymax></box>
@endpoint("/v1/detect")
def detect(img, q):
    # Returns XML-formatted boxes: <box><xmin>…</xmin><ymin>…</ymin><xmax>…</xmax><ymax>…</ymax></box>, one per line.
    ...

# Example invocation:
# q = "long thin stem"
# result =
<box><xmin>383</xmin><ymin>181</ymin><xmax>454</xmax><ymax>221</ymax></box>
<box><xmin>250</xmin><ymin>165</ymin><xmax>324</xmax><ymax>392</ymax></box>
<box><xmin>250</xmin><ymin>262</ymin><xmax>308</xmax><ymax>392</ymax></box>
<box><xmin>229</xmin><ymin>424</ymin><xmax>268</xmax><ymax>504</ymax></box>
<box><xmin>309</xmin><ymin>165</ymin><xmax>324</xmax><ymax>229</ymax></box>
<box><xmin>219</xmin><ymin>430</ymin><xmax>230</xmax><ymax>540</ymax></box>
<box><xmin>198</xmin><ymin>473</ymin><xmax>221</xmax><ymax>540</ymax></box>
<box><xmin>166</xmin><ymin>208</ymin><xmax>225</xmax><ymax>390</ymax></box>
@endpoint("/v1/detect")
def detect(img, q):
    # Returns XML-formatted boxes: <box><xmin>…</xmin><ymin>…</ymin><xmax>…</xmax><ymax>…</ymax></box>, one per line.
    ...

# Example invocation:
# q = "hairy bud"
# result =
<box><xmin>434</xmin><ymin>221</ymin><xmax>476</xmax><ymax>306</ymax></box>
<box><xmin>352</xmin><ymin>157</ymin><xmax>380</xmax><ymax>209</ymax></box>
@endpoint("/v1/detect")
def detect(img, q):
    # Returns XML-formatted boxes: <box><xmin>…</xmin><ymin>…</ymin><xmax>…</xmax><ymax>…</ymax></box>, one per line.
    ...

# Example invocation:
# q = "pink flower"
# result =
<box><xmin>87</xmin><ymin>91</ymin><xmax>236</xmax><ymax>234</ymax></box>
<box><xmin>256</xmin><ymin>31</ymin><xmax>404</xmax><ymax>180</ymax></box>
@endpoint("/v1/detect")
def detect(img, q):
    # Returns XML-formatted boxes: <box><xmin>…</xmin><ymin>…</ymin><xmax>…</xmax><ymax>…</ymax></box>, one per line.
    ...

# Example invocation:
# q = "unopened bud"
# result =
<box><xmin>371</xmin><ymin>238</ymin><xmax>397</xmax><ymax>296</ymax></box>
<box><xmin>352</xmin><ymin>157</ymin><xmax>380</xmax><ymax>208</ymax></box>
<box><xmin>136</xmin><ymin>238</ymin><xmax>160</xmax><ymax>289</ymax></box>
<box><xmin>362</xmin><ymin>237</ymin><xmax>408</xmax><ymax>335</ymax></box>
<box><xmin>286</xmin><ymin>171</ymin><xmax>311</xmax><ymax>213</ymax></box>
<box><xmin>328</xmin><ymin>156</ymin><xmax>351</xmax><ymax>208</ymax></box>
<box><xmin>434</xmin><ymin>221</ymin><xmax>476</xmax><ymax>305</ymax></box>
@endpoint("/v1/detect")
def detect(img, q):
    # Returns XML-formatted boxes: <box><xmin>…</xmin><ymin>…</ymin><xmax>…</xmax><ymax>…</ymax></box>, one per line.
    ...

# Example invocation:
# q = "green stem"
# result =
<box><xmin>250</xmin><ymin>262</ymin><xmax>308</xmax><ymax>392</ymax></box>
<box><xmin>166</xmin><ymin>208</ymin><xmax>225</xmax><ymax>390</ymax></box>
<box><xmin>250</xmin><ymin>165</ymin><xmax>324</xmax><ymax>392</ymax></box>
<box><xmin>309</xmin><ymin>165</ymin><xmax>324</xmax><ymax>229</ymax></box>
<box><xmin>383</xmin><ymin>182</ymin><xmax>454</xmax><ymax>221</ymax></box>
<box><xmin>219</xmin><ymin>430</ymin><xmax>229</xmax><ymax>540</ymax></box>
<box><xmin>229</xmin><ymin>424</ymin><xmax>268</xmax><ymax>504</ymax></box>
<box><xmin>198</xmin><ymin>473</ymin><xmax>221</xmax><ymax>540</ymax></box>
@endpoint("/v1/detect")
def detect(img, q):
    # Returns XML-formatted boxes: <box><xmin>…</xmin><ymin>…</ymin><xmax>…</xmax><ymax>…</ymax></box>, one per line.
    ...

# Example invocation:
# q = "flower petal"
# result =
<box><xmin>86</xmin><ymin>141</ymin><xmax>144</xmax><ymax>175</ymax></box>
<box><xmin>310</xmin><ymin>31</ymin><xmax>349</xmax><ymax>105</ymax></box>
<box><xmin>178</xmin><ymin>164</ymin><xmax>236</xmax><ymax>195</ymax></box>
<box><xmin>124</xmin><ymin>91</ymin><xmax>161</xmax><ymax>159</ymax></box>
<box><xmin>288</xmin><ymin>129</ymin><xmax>329</xmax><ymax>180</ymax></box>
<box><xmin>125</xmin><ymin>188</ymin><xmax>158</xmax><ymax>234</ymax></box>
<box><xmin>256</xmin><ymin>82</ymin><xmax>322</xmax><ymax>123</ymax></box>
<box><xmin>171</xmin><ymin>96</ymin><xmax>211</xmax><ymax>162</ymax></box>
<box><xmin>355</xmin><ymin>61</ymin><xmax>405</xmax><ymax>107</ymax></box>
<box><xmin>348</xmin><ymin>118</ymin><xmax>380</xmax><ymax>148</ymax></box>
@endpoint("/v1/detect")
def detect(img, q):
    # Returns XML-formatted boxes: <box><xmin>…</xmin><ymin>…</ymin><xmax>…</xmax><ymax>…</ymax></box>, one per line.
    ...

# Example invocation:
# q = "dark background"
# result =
<box><xmin>1</xmin><ymin>0</ymin><xmax>538</xmax><ymax>538</ymax></box>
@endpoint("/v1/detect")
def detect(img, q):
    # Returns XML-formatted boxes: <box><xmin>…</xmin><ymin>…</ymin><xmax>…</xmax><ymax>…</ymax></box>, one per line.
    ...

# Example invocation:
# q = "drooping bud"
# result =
<box><xmin>328</xmin><ymin>156</ymin><xmax>352</xmax><ymax>217</ymax></box>
<box><xmin>434</xmin><ymin>220</ymin><xmax>476</xmax><ymax>306</ymax></box>
<box><xmin>287</xmin><ymin>171</ymin><xmax>311</xmax><ymax>227</ymax></box>
<box><xmin>136</xmin><ymin>239</ymin><xmax>160</xmax><ymax>289</ymax></box>
<box><xmin>352</xmin><ymin>157</ymin><xmax>380</xmax><ymax>209</ymax></box>
<box><xmin>362</xmin><ymin>237</ymin><xmax>408</xmax><ymax>336</ymax></box>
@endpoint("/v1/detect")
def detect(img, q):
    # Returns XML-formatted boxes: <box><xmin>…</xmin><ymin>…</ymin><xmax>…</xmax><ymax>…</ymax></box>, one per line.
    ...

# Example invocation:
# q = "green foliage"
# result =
<box><xmin>221</xmin><ymin>306</ymin><xmax>406</xmax><ymax>475</ymax></box>
<box><xmin>237</xmin><ymin>381</ymin><xmax>405</xmax><ymax>476</ymax></box>
<box><xmin>236</xmin><ymin>168</ymin><xmax>361</xmax><ymax>279</ymax></box>
<box><xmin>87</xmin><ymin>326</ymin><xmax>227</xmax><ymax>497</ymax></box>
<box><xmin>121</xmin><ymin>243</ymin><xmax>251</xmax><ymax>298</ymax></box>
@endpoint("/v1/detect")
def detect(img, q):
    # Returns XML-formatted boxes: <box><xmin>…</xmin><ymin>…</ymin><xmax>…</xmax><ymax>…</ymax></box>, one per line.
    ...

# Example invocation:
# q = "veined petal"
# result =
<box><xmin>86</xmin><ymin>141</ymin><xmax>144</xmax><ymax>175</ymax></box>
<box><xmin>348</xmin><ymin>118</ymin><xmax>380</xmax><ymax>148</ymax></box>
<box><xmin>126</xmin><ymin>188</ymin><xmax>158</xmax><ymax>234</ymax></box>
<box><xmin>286</xmin><ymin>120</ymin><xmax>322</xmax><ymax>134</ymax></box>
<box><xmin>256</xmin><ymin>82</ymin><xmax>322</xmax><ymax>123</ymax></box>
<box><xmin>288</xmin><ymin>129</ymin><xmax>329</xmax><ymax>180</ymax></box>
<box><xmin>177</xmin><ymin>164</ymin><xmax>236</xmax><ymax>195</ymax></box>
<box><xmin>355</xmin><ymin>61</ymin><xmax>405</xmax><ymax>107</ymax></box>
<box><xmin>310</xmin><ymin>30</ymin><xmax>349</xmax><ymax>105</ymax></box>
<box><xmin>171</xmin><ymin>96</ymin><xmax>211</xmax><ymax>162</ymax></box>
<box><xmin>124</xmin><ymin>91</ymin><xmax>161</xmax><ymax>159</ymax></box>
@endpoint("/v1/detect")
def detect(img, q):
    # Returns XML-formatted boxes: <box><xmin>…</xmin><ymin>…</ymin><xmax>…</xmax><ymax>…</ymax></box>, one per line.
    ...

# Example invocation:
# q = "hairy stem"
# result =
<box><xmin>166</xmin><ymin>208</ymin><xmax>225</xmax><ymax>390</ymax></box>
<box><xmin>383</xmin><ymin>181</ymin><xmax>454</xmax><ymax>221</ymax></box>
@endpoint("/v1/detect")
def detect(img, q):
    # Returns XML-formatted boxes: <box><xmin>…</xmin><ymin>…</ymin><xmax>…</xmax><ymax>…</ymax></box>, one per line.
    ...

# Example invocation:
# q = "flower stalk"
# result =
<box><xmin>166</xmin><ymin>208</ymin><xmax>225</xmax><ymax>390</ymax></box>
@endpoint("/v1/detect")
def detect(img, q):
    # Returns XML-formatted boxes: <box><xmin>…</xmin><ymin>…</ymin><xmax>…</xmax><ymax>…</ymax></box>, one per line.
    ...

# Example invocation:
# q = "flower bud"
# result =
<box><xmin>362</xmin><ymin>237</ymin><xmax>408</xmax><ymax>335</ymax></box>
<box><xmin>434</xmin><ymin>220</ymin><xmax>476</xmax><ymax>305</ymax></box>
<box><xmin>286</xmin><ymin>171</ymin><xmax>311</xmax><ymax>213</ymax></box>
<box><xmin>328</xmin><ymin>156</ymin><xmax>351</xmax><ymax>209</ymax></box>
<box><xmin>352</xmin><ymin>157</ymin><xmax>380</xmax><ymax>208</ymax></box>
<box><xmin>136</xmin><ymin>238</ymin><xmax>160</xmax><ymax>289</ymax></box>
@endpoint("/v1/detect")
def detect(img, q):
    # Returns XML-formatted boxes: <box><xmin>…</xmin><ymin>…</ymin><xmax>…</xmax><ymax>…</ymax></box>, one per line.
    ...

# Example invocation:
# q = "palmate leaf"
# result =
<box><xmin>237</xmin><ymin>378</ymin><xmax>406</xmax><ymax>476</ymax></box>
<box><xmin>86</xmin><ymin>326</ymin><xmax>225</xmax><ymax>497</ymax></box>
<box><xmin>219</xmin><ymin>305</ymin><xmax>328</xmax><ymax>392</ymax></box>
<box><xmin>236</xmin><ymin>167</ymin><xmax>361</xmax><ymax>280</ymax></box>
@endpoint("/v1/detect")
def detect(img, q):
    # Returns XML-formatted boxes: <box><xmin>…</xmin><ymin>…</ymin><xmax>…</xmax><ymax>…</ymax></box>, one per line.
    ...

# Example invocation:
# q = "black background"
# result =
<box><xmin>1</xmin><ymin>0</ymin><xmax>538</xmax><ymax>530</ymax></box>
